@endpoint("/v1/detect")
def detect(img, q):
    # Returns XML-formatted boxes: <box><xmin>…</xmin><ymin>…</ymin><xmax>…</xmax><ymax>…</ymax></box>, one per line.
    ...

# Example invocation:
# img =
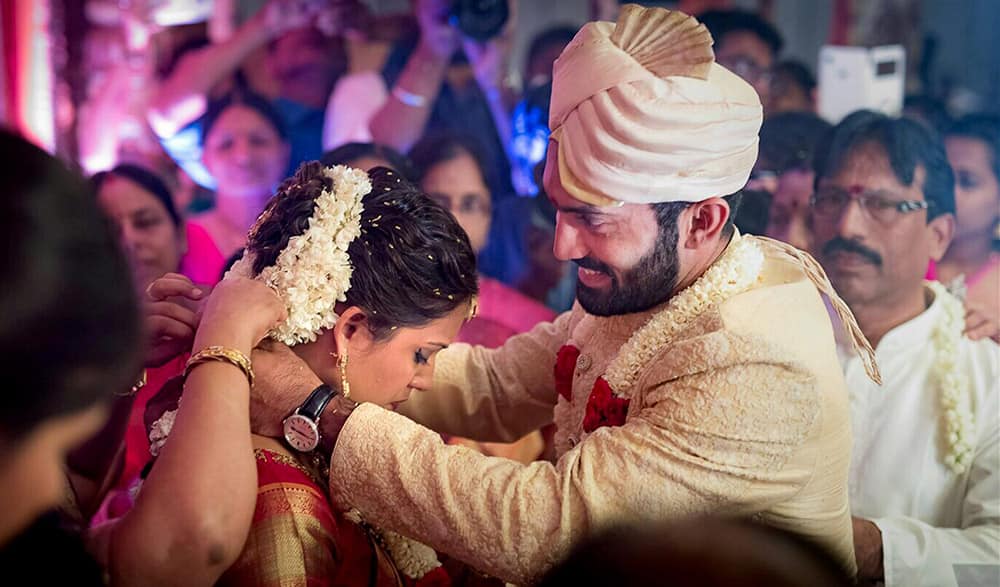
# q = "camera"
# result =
<box><xmin>448</xmin><ymin>0</ymin><xmax>509</xmax><ymax>42</ymax></box>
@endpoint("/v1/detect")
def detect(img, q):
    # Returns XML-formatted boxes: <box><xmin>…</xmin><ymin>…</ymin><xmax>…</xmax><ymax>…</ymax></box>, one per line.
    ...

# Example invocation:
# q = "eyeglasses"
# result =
<box><xmin>721</xmin><ymin>56</ymin><xmax>773</xmax><ymax>85</ymax></box>
<box><xmin>810</xmin><ymin>188</ymin><xmax>933</xmax><ymax>225</ymax></box>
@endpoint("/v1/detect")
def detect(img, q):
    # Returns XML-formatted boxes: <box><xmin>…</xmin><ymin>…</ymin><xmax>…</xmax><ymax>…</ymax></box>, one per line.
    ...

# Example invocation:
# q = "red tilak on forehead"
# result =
<box><xmin>847</xmin><ymin>185</ymin><xmax>866</xmax><ymax>195</ymax></box>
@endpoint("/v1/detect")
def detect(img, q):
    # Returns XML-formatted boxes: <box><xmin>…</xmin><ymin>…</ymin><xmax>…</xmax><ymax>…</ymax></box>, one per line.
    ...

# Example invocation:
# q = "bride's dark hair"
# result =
<box><xmin>246</xmin><ymin>162</ymin><xmax>478</xmax><ymax>340</ymax></box>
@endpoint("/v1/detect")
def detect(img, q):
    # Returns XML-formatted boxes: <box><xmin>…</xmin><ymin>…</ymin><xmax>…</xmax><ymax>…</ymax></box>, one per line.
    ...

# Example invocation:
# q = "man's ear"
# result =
<box><xmin>680</xmin><ymin>197</ymin><xmax>731</xmax><ymax>250</ymax></box>
<box><xmin>331</xmin><ymin>306</ymin><xmax>374</xmax><ymax>356</ymax></box>
<box><xmin>927</xmin><ymin>213</ymin><xmax>955</xmax><ymax>262</ymax></box>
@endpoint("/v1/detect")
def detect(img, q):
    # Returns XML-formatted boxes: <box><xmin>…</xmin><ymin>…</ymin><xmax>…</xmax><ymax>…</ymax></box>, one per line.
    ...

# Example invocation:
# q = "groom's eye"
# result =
<box><xmin>414</xmin><ymin>349</ymin><xmax>430</xmax><ymax>365</ymax></box>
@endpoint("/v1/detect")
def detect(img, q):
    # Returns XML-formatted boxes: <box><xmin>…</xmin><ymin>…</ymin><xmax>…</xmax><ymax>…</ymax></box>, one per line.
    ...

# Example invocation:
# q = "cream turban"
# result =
<box><xmin>549</xmin><ymin>4</ymin><xmax>763</xmax><ymax>206</ymax></box>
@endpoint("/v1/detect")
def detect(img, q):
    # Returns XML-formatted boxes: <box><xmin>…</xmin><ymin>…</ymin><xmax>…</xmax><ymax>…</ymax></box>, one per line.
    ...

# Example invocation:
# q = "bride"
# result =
<box><xmin>141</xmin><ymin>162</ymin><xmax>483</xmax><ymax>585</ymax></box>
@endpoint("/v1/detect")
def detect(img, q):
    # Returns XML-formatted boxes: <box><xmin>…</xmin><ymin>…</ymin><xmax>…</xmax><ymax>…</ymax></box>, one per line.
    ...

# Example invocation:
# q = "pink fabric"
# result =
<box><xmin>925</xmin><ymin>259</ymin><xmax>937</xmax><ymax>281</ymax></box>
<box><xmin>458</xmin><ymin>276</ymin><xmax>556</xmax><ymax>348</ymax></box>
<box><xmin>969</xmin><ymin>253</ymin><xmax>1000</xmax><ymax>287</ymax></box>
<box><xmin>179</xmin><ymin>221</ymin><xmax>225</xmax><ymax>286</ymax></box>
<box><xmin>926</xmin><ymin>254</ymin><xmax>1000</xmax><ymax>287</ymax></box>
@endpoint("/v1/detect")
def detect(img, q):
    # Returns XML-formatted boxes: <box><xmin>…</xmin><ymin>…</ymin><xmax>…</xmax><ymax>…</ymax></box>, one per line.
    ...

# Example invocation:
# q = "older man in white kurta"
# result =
<box><xmin>809</xmin><ymin>111</ymin><xmax>1000</xmax><ymax>586</ymax></box>
<box><xmin>840</xmin><ymin>283</ymin><xmax>1000</xmax><ymax>587</ymax></box>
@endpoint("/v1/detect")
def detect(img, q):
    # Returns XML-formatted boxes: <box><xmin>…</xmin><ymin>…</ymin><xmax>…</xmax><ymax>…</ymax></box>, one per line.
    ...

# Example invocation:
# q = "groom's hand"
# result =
<box><xmin>249</xmin><ymin>340</ymin><xmax>323</xmax><ymax>438</ymax></box>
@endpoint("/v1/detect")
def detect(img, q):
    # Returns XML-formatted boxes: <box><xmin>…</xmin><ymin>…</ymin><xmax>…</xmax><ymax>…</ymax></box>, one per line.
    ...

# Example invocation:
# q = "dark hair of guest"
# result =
<box><xmin>409</xmin><ymin>132</ymin><xmax>496</xmax><ymax>198</ymax></box>
<box><xmin>813</xmin><ymin>111</ymin><xmax>956</xmax><ymax>221</ymax></box>
<box><xmin>540</xmin><ymin>518</ymin><xmax>852</xmax><ymax>587</ymax></box>
<box><xmin>201</xmin><ymin>90</ymin><xmax>288</xmax><ymax>146</ymax></box>
<box><xmin>246</xmin><ymin>162</ymin><xmax>478</xmax><ymax>340</ymax></box>
<box><xmin>320</xmin><ymin>142</ymin><xmax>418</xmax><ymax>182</ymax></box>
<box><xmin>696</xmin><ymin>9</ymin><xmax>784</xmax><ymax>56</ymax></box>
<box><xmin>0</xmin><ymin>131</ymin><xmax>141</xmax><ymax>440</ymax></box>
<box><xmin>946</xmin><ymin>114</ymin><xmax>1000</xmax><ymax>182</ymax></box>
<box><xmin>91</xmin><ymin>163</ymin><xmax>181</xmax><ymax>227</ymax></box>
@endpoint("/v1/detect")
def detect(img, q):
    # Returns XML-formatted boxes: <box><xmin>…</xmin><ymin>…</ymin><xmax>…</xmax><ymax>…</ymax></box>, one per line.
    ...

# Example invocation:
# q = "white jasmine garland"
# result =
<box><xmin>344</xmin><ymin>509</ymin><xmax>441</xmax><ymax>578</ymax></box>
<box><xmin>148</xmin><ymin>408</ymin><xmax>177</xmax><ymax>457</ymax></box>
<box><xmin>928</xmin><ymin>281</ymin><xmax>975</xmax><ymax>474</ymax></box>
<box><xmin>604</xmin><ymin>235</ymin><xmax>765</xmax><ymax>398</ymax></box>
<box><xmin>227</xmin><ymin>165</ymin><xmax>370</xmax><ymax>345</ymax></box>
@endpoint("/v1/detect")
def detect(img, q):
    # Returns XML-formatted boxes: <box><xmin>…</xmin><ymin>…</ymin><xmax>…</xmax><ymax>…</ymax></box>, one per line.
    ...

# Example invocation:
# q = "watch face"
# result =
<box><xmin>283</xmin><ymin>414</ymin><xmax>320</xmax><ymax>452</ymax></box>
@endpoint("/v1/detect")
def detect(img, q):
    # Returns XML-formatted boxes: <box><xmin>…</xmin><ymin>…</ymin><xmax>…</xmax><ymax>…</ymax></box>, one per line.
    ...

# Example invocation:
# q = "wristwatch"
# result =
<box><xmin>283</xmin><ymin>385</ymin><xmax>337</xmax><ymax>452</ymax></box>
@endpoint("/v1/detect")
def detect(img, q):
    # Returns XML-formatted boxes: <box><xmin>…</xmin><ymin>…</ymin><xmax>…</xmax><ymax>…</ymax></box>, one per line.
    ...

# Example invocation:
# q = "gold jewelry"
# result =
<box><xmin>338</xmin><ymin>351</ymin><xmax>351</xmax><ymax>399</ymax></box>
<box><xmin>184</xmin><ymin>346</ymin><xmax>254</xmax><ymax>388</ymax></box>
<box><xmin>467</xmin><ymin>295</ymin><xmax>479</xmax><ymax>321</ymax></box>
<box><xmin>115</xmin><ymin>369</ymin><xmax>147</xmax><ymax>397</ymax></box>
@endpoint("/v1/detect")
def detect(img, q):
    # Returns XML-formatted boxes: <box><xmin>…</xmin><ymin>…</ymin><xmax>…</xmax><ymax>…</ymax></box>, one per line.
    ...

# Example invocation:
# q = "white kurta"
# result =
<box><xmin>840</xmin><ymin>288</ymin><xmax>1000</xmax><ymax>587</ymax></box>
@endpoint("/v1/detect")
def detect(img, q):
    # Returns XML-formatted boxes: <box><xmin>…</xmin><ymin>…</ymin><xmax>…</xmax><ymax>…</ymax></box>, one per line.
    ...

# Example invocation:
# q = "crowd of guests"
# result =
<box><xmin>0</xmin><ymin>1</ymin><xmax>997</xmax><ymax>585</ymax></box>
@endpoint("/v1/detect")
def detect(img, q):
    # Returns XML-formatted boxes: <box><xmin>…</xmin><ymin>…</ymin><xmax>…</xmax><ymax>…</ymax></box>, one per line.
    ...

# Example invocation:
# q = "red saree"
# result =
<box><xmin>219</xmin><ymin>448</ymin><xmax>451</xmax><ymax>587</ymax></box>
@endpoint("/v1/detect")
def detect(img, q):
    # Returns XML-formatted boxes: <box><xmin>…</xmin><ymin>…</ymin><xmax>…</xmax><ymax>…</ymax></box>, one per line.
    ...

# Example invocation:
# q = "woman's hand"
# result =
<box><xmin>415</xmin><ymin>0</ymin><xmax>460</xmax><ymax>59</ymax></box>
<box><xmin>196</xmin><ymin>277</ymin><xmax>286</xmax><ymax>351</ymax></box>
<box><xmin>964</xmin><ymin>302</ymin><xmax>1000</xmax><ymax>342</ymax></box>
<box><xmin>462</xmin><ymin>0</ymin><xmax>515</xmax><ymax>92</ymax></box>
<box><xmin>144</xmin><ymin>273</ymin><xmax>209</xmax><ymax>367</ymax></box>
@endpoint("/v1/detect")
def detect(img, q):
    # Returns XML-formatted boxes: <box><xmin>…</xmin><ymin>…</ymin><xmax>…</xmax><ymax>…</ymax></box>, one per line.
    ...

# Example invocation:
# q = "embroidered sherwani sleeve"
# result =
<box><xmin>396</xmin><ymin>311</ymin><xmax>575</xmax><ymax>443</ymax></box>
<box><xmin>330</xmin><ymin>352</ymin><xmax>820</xmax><ymax>585</ymax></box>
<box><xmin>873</xmin><ymin>414</ymin><xmax>1000</xmax><ymax>587</ymax></box>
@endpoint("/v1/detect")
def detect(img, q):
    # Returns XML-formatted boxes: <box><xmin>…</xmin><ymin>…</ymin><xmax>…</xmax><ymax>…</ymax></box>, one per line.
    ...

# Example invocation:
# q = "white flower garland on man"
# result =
<box><xmin>928</xmin><ymin>280</ymin><xmax>976</xmax><ymax>474</ymax></box>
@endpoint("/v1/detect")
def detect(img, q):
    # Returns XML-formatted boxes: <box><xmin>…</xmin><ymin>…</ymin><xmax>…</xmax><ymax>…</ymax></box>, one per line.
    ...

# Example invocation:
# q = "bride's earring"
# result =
<box><xmin>338</xmin><ymin>350</ymin><xmax>351</xmax><ymax>399</ymax></box>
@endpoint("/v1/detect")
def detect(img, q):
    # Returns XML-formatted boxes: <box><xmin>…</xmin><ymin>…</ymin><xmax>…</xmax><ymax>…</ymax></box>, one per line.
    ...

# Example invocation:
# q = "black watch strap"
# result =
<box><xmin>297</xmin><ymin>384</ymin><xmax>337</xmax><ymax>421</ymax></box>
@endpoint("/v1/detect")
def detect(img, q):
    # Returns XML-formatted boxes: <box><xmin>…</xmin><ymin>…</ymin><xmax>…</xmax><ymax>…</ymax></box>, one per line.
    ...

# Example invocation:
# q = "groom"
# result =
<box><xmin>254</xmin><ymin>5</ymin><xmax>875</xmax><ymax>583</ymax></box>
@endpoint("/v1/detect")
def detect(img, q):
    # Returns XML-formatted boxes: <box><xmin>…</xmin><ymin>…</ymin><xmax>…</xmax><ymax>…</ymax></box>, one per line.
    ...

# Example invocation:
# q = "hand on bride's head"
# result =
<box><xmin>197</xmin><ymin>278</ymin><xmax>287</xmax><ymax>349</ymax></box>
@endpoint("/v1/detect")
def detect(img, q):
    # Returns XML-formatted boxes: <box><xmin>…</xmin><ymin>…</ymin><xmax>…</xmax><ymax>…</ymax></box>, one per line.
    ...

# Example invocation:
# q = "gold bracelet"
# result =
<box><xmin>184</xmin><ymin>346</ymin><xmax>254</xmax><ymax>388</ymax></box>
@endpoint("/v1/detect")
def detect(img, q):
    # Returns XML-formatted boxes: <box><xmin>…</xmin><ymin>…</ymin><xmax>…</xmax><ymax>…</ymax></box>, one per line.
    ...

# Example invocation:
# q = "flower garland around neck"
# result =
<box><xmin>226</xmin><ymin>164</ymin><xmax>370</xmax><ymax>345</ymax></box>
<box><xmin>603</xmin><ymin>235</ymin><xmax>765</xmax><ymax>399</ymax></box>
<box><xmin>927</xmin><ymin>280</ymin><xmax>975</xmax><ymax>474</ymax></box>
<box><xmin>343</xmin><ymin>509</ymin><xmax>442</xmax><ymax>580</ymax></box>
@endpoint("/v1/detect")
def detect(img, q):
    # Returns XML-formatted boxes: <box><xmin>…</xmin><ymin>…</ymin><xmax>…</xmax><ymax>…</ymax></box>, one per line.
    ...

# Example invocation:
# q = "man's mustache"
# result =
<box><xmin>574</xmin><ymin>257</ymin><xmax>612</xmax><ymax>275</ymax></box>
<box><xmin>822</xmin><ymin>237</ymin><xmax>882</xmax><ymax>266</ymax></box>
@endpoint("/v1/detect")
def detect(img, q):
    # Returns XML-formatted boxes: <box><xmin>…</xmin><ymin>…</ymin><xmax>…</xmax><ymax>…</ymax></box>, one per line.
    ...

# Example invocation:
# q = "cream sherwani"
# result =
<box><xmin>329</xmin><ymin>239</ymin><xmax>857</xmax><ymax>584</ymax></box>
<box><xmin>841</xmin><ymin>287</ymin><xmax>1000</xmax><ymax>587</ymax></box>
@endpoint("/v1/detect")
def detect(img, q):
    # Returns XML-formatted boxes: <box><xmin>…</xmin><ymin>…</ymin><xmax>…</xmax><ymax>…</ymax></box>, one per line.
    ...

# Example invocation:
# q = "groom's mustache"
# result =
<box><xmin>574</xmin><ymin>257</ymin><xmax>613</xmax><ymax>276</ymax></box>
<box><xmin>822</xmin><ymin>237</ymin><xmax>883</xmax><ymax>267</ymax></box>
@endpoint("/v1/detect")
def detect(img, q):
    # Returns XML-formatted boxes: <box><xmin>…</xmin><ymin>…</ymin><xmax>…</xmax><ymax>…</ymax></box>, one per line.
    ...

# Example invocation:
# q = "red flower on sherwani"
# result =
<box><xmin>554</xmin><ymin>345</ymin><xmax>581</xmax><ymax>401</ymax></box>
<box><xmin>414</xmin><ymin>565</ymin><xmax>451</xmax><ymax>586</ymax></box>
<box><xmin>582</xmin><ymin>377</ymin><xmax>631</xmax><ymax>433</ymax></box>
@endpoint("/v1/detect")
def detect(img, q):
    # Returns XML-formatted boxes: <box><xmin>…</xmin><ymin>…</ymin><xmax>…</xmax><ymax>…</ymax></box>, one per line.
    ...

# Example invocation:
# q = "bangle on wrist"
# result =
<box><xmin>392</xmin><ymin>85</ymin><xmax>429</xmax><ymax>108</ymax></box>
<box><xmin>184</xmin><ymin>346</ymin><xmax>254</xmax><ymax>387</ymax></box>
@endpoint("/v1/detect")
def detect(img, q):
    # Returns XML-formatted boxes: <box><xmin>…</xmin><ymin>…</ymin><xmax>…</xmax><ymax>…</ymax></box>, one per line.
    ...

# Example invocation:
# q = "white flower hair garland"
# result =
<box><xmin>227</xmin><ymin>165</ymin><xmax>370</xmax><ymax>345</ymax></box>
<box><xmin>928</xmin><ymin>280</ymin><xmax>975</xmax><ymax>474</ymax></box>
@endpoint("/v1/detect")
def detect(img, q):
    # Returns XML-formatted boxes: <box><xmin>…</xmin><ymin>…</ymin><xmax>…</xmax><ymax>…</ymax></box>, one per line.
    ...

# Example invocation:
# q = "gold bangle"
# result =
<box><xmin>184</xmin><ymin>346</ymin><xmax>254</xmax><ymax>388</ymax></box>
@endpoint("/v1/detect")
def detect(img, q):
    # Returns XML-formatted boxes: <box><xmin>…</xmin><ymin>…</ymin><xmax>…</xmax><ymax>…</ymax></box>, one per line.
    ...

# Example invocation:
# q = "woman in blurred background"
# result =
<box><xmin>410</xmin><ymin>133</ymin><xmax>552</xmax><ymax>462</ymax></box>
<box><xmin>93</xmin><ymin>164</ymin><xmax>187</xmax><ymax>295</ymax></box>
<box><xmin>936</xmin><ymin>114</ymin><xmax>1000</xmax><ymax>339</ymax></box>
<box><xmin>188</xmin><ymin>91</ymin><xmax>291</xmax><ymax>283</ymax></box>
<box><xmin>411</xmin><ymin>133</ymin><xmax>554</xmax><ymax>346</ymax></box>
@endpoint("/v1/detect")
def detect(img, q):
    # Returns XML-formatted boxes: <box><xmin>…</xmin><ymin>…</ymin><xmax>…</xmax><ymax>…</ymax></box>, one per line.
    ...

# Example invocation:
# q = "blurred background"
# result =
<box><xmin>3</xmin><ymin>0</ymin><xmax>997</xmax><ymax>161</ymax></box>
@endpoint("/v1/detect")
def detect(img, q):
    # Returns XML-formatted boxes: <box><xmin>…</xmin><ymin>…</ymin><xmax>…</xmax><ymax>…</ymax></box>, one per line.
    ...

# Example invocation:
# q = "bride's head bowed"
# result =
<box><xmin>229</xmin><ymin>161</ymin><xmax>479</xmax><ymax>407</ymax></box>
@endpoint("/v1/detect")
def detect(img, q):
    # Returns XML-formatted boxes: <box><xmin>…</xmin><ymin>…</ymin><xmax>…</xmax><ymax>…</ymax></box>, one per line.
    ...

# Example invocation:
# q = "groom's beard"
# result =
<box><xmin>575</xmin><ymin>233</ymin><xmax>680</xmax><ymax>317</ymax></box>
